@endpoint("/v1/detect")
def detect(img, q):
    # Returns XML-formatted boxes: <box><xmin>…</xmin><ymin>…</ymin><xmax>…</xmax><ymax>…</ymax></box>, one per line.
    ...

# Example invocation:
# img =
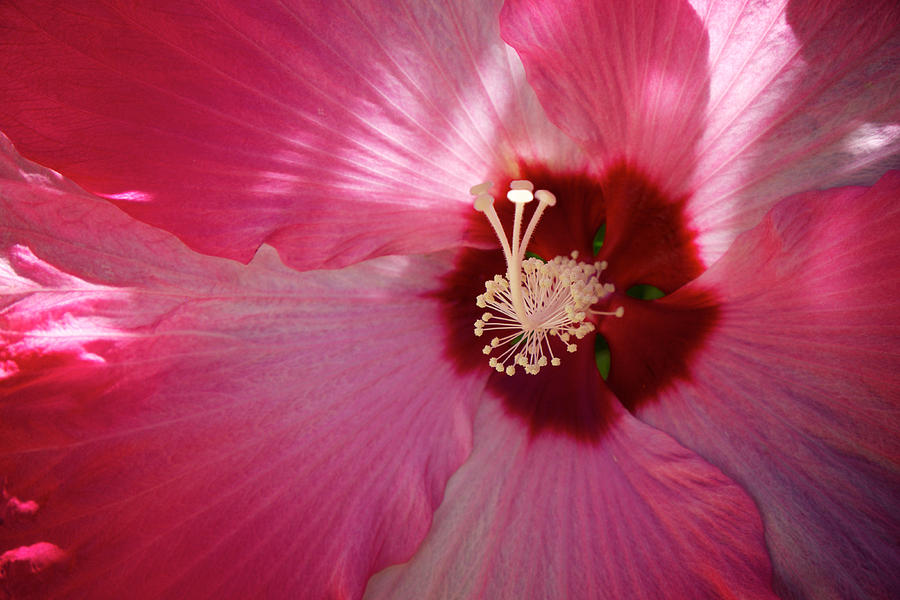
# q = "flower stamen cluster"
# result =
<box><xmin>470</xmin><ymin>180</ymin><xmax>622</xmax><ymax>375</ymax></box>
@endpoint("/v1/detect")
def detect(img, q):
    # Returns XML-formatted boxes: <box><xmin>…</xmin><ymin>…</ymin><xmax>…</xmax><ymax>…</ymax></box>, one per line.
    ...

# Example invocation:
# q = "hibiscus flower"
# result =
<box><xmin>1</xmin><ymin>1</ymin><xmax>898</xmax><ymax>599</ymax></box>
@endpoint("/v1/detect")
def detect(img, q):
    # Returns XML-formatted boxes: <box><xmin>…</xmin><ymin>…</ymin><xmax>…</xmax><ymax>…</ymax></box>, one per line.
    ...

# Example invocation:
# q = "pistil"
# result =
<box><xmin>471</xmin><ymin>180</ymin><xmax>623</xmax><ymax>376</ymax></box>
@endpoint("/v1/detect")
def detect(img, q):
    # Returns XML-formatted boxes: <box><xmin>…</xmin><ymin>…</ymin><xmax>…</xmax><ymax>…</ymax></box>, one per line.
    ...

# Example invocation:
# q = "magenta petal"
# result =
<box><xmin>638</xmin><ymin>173</ymin><xmax>900</xmax><ymax>599</ymax></box>
<box><xmin>0</xmin><ymin>1</ymin><xmax>581</xmax><ymax>270</ymax></box>
<box><xmin>500</xmin><ymin>0</ymin><xmax>711</xmax><ymax>197</ymax></box>
<box><xmin>687</xmin><ymin>0</ymin><xmax>900</xmax><ymax>264</ymax></box>
<box><xmin>501</xmin><ymin>0</ymin><xmax>900</xmax><ymax>265</ymax></box>
<box><xmin>0</xmin><ymin>542</ymin><xmax>68</xmax><ymax>597</ymax></box>
<box><xmin>364</xmin><ymin>397</ymin><xmax>777</xmax><ymax>600</ymax></box>
<box><xmin>0</xmin><ymin>135</ymin><xmax>486</xmax><ymax>599</ymax></box>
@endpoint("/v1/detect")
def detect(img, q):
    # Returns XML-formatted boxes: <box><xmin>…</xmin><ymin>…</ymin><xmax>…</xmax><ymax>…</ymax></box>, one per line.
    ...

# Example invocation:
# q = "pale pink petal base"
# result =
<box><xmin>365</xmin><ymin>353</ymin><xmax>777</xmax><ymax>600</ymax></box>
<box><xmin>0</xmin><ymin>0</ymin><xmax>583</xmax><ymax>271</ymax></box>
<box><xmin>640</xmin><ymin>173</ymin><xmax>900</xmax><ymax>599</ymax></box>
<box><xmin>0</xmin><ymin>135</ymin><xmax>486</xmax><ymax>599</ymax></box>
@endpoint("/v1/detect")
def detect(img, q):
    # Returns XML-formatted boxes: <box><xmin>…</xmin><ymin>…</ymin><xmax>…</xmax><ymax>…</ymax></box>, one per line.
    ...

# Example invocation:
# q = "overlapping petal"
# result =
<box><xmin>0</xmin><ymin>0</ymin><xmax>582</xmax><ymax>271</ymax></box>
<box><xmin>501</xmin><ymin>0</ymin><xmax>900</xmax><ymax>265</ymax></box>
<box><xmin>364</xmin><ymin>351</ymin><xmax>777</xmax><ymax>600</ymax></box>
<box><xmin>0</xmin><ymin>135</ymin><xmax>486</xmax><ymax>599</ymax></box>
<box><xmin>500</xmin><ymin>0</ymin><xmax>712</xmax><ymax>195</ymax></box>
<box><xmin>1</xmin><ymin>1</ymin><xmax>897</xmax><ymax>598</ymax></box>
<box><xmin>637</xmin><ymin>173</ymin><xmax>900</xmax><ymax>599</ymax></box>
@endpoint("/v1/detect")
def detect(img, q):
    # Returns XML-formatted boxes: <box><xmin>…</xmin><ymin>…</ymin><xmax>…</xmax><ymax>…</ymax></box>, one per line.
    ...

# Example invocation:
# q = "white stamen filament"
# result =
<box><xmin>471</xmin><ymin>181</ymin><xmax>623</xmax><ymax>376</ymax></box>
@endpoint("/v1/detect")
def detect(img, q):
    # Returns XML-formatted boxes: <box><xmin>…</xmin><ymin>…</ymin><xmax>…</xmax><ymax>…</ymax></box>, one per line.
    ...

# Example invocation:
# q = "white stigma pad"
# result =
<box><xmin>470</xmin><ymin>180</ymin><xmax>622</xmax><ymax>376</ymax></box>
<box><xmin>507</xmin><ymin>188</ymin><xmax>534</xmax><ymax>203</ymax></box>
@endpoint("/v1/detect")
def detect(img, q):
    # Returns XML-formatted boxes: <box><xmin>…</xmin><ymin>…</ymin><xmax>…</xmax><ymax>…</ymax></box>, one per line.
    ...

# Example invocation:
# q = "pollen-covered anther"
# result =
<box><xmin>470</xmin><ymin>180</ymin><xmax>620</xmax><ymax>375</ymax></box>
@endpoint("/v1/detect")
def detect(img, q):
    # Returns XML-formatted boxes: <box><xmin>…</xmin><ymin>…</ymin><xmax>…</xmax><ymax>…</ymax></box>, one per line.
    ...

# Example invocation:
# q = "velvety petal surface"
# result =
<box><xmin>364</xmin><ymin>348</ymin><xmax>777</xmax><ymax>600</ymax></box>
<box><xmin>638</xmin><ymin>173</ymin><xmax>900</xmax><ymax>599</ymax></box>
<box><xmin>0</xmin><ymin>135</ymin><xmax>485</xmax><ymax>599</ymax></box>
<box><xmin>500</xmin><ymin>0</ymin><xmax>900</xmax><ymax>265</ymax></box>
<box><xmin>0</xmin><ymin>0</ymin><xmax>582</xmax><ymax>270</ymax></box>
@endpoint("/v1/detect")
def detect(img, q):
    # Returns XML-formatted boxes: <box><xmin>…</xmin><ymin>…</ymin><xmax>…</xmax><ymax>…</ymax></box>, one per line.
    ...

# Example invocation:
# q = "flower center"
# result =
<box><xmin>470</xmin><ymin>180</ymin><xmax>623</xmax><ymax>376</ymax></box>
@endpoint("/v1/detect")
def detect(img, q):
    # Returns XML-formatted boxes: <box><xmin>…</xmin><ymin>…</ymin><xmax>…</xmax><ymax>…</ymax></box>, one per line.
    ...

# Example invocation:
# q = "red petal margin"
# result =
<box><xmin>637</xmin><ymin>173</ymin><xmax>900</xmax><ymax>599</ymax></box>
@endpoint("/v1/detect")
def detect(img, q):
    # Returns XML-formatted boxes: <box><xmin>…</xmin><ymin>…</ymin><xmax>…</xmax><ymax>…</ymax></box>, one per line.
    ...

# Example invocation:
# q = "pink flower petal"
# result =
<box><xmin>638</xmin><ymin>173</ymin><xmax>900</xmax><ymax>599</ymax></box>
<box><xmin>365</xmin><ymin>365</ymin><xmax>777</xmax><ymax>600</ymax></box>
<box><xmin>500</xmin><ymin>0</ymin><xmax>711</xmax><ymax>196</ymax></box>
<box><xmin>0</xmin><ymin>542</ymin><xmax>68</xmax><ymax>597</ymax></box>
<box><xmin>500</xmin><ymin>0</ymin><xmax>900</xmax><ymax>265</ymax></box>
<box><xmin>0</xmin><ymin>135</ymin><xmax>485</xmax><ymax>599</ymax></box>
<box><xmin>0</xmin><ymin>1</ymin><xmax>582</xmax><ymax>270</ymax></box>
<box><xmin>687</xmin><ymin>0</ymin><xmax>900</xmax><ymax>264</ymax></box>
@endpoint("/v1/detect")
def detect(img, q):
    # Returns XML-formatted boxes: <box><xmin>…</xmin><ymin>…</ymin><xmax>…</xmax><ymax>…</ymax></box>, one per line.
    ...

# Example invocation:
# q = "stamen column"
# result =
<box><xmin>470</xmin><ymin>180</ymin><xmax>622</xmax><ymax>376</ymax></box>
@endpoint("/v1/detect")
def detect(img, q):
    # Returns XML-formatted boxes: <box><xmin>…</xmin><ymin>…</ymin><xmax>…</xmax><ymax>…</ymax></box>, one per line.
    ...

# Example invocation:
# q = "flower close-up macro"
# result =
<box><xmin>1</xmin><ymin>1</ymin><xmax>899</xmax><ymax>599</ymax></box>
